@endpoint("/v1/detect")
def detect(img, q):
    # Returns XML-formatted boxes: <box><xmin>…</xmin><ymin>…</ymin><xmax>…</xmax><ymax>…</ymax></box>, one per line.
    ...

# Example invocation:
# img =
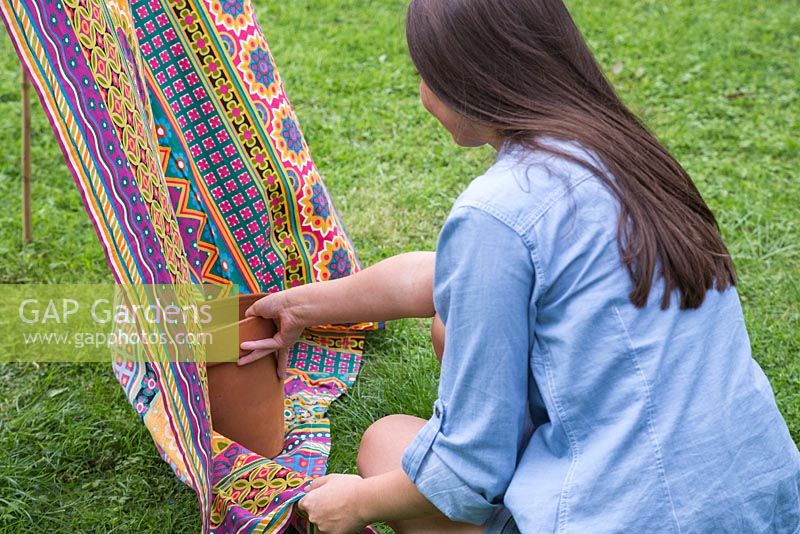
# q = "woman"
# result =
<box><xmin>242</xmin><ymin>0</ymin><xmax>800</xmax><ymax>531</ymax></box>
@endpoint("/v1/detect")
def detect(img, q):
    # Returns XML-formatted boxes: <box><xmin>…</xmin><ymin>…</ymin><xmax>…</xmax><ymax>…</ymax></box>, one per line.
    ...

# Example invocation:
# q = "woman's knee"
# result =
<box><xmin>357</xmin><ymin>414</ymin><xmax>426</xmax><ymax>478</ymax></box>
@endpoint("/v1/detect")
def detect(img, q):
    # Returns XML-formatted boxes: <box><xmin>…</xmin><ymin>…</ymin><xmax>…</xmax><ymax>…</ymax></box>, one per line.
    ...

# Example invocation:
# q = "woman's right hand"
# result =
<box><xmin>238</xmin><ymin>252</ymin><xmax>436</xmax><ymax>377</ymax></box>
<box><xmin>239</xmin><ymin>289</ymin><xmax>308</xmax><ymax>377</ymax></box>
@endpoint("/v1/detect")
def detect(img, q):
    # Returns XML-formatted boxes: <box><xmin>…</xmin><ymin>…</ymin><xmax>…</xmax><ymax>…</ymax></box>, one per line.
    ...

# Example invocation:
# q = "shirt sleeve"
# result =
<box><xmin>401</xmin><ymin>204</ymin><xmax>536</xmax><ymax>525</ymax></box>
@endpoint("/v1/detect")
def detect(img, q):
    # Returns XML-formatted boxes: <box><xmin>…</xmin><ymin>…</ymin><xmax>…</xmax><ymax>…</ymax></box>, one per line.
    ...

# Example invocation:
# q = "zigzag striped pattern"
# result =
<box><xmin>0</xmin><ymin>0</ymin><xmax>378</xmax><ymax>531</ymax></box>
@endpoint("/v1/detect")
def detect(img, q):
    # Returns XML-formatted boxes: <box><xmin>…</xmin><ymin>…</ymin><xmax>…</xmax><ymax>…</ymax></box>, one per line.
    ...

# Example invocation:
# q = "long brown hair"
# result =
<box><xmin>406</xmin><ymin>0</ymin><xmax>736</xmax><ymax>310</ymax></box>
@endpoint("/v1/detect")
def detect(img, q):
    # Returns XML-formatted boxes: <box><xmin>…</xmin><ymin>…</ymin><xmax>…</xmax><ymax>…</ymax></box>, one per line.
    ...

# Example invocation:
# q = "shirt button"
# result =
<box><xmin>434</xmin><ymin>405</ymin><xmax>441</xmax><ymax>418</ymax></box>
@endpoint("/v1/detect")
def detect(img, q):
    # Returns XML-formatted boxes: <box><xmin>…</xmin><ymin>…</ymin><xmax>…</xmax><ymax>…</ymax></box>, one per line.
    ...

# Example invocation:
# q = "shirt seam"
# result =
<box><xmin>520</xmin><ymin>171</ymin><xmax>597</xmax><ymax>230</ymax></box>
<box><xmin>533</xmin><ymin>338</ymin><xmax>580</xmax><ymax>534</ymax></box>
<box><xmin>613</xmin><ymin>305</ymin><xmax>683</xmax><ymax>534</ymax></box>
<box><xmin>452</xmin><ymin>202</ymin><xmax>545</xmax><ymax>297</ymax></box>
<box><xmin>519</xmin><ymin>171</ymin><xmax>613</xmax><ymax>299</ymax></box>
<box><xmin>453</xmin><ymin>202</ymin><xmax>531</xmax><ymax>247</ymax></box>
<box><xmin>456</xmin><ymin>170</ymin><xmax>597</xmax><ymax>300</ymax></box>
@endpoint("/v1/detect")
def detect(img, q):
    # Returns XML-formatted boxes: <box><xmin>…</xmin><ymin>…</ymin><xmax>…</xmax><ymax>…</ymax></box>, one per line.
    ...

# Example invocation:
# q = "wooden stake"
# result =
<box><xmin>21</xmin><ymin>67</ymin><xmax>32</xmax><ymax>243</ymax></box>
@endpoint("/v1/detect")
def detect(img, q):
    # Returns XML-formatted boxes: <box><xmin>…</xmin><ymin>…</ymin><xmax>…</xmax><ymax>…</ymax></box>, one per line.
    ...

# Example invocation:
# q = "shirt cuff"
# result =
<box><xmin>401</xmin><ymin>400</ymin><xmax>499</xmax><ymax>525</ymax></box>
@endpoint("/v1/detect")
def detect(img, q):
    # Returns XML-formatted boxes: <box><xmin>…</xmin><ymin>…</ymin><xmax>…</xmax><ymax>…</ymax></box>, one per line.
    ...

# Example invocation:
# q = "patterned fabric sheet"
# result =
<box><xmin>0</xmin><ymin>0</ymin><xmax>378</xmax><ymax>531</ymax></box>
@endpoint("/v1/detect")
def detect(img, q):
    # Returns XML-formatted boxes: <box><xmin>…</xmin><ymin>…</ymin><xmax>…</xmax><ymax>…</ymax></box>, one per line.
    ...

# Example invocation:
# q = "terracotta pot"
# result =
<box><xmin>205</xmin><ymin>293</ymin><xmax>285</xmax><ymax>458</ymax></box>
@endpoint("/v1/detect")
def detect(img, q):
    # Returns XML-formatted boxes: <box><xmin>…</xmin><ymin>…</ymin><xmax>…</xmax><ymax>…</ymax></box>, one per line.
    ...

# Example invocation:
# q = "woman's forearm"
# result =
<box><xmin>289</xmin><ymin>251</ymin><xmax>435</xmax><ymax>326</ymax></box>
<box><xmin>357</xmin><ymin>468</ymin><xmax>441</xmax><ymax>525</ymax></box>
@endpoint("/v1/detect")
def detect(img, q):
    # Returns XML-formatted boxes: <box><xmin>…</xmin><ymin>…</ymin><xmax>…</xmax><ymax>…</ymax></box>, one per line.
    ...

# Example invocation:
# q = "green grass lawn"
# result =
<box><xmin>0</xmin><ymin>0</ymin><xmax>798</xmax><ymax>531</ymax></box>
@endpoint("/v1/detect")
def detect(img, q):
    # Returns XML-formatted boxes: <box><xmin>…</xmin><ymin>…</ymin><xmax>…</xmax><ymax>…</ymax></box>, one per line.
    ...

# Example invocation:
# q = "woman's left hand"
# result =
<box><xmin>297</xmin><ymin>474</ymin><xmax>369</xmax><ymax>534</ymax></box>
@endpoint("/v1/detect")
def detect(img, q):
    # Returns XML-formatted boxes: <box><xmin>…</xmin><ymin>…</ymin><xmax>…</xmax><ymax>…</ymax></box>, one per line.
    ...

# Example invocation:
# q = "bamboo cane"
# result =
<box><xmin>21</xmin><ymin>68</ymin><xmax>32</xmax><ymax>243</ymax></box>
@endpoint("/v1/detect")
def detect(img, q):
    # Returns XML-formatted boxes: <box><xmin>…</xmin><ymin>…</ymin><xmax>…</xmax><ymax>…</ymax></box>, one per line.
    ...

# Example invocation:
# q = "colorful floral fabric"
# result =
<box><xmin>0</xmin><ymin>0</ymin><xmax>375</xmax><ymax>531</ymax></box>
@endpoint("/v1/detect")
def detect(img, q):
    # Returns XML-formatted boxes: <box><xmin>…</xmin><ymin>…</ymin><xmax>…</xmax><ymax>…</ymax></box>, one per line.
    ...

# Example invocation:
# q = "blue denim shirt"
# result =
<box><xmin>401</xmin><ymin>141</ymin><xmax>800</xmax><ymax>533</ymax></box>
